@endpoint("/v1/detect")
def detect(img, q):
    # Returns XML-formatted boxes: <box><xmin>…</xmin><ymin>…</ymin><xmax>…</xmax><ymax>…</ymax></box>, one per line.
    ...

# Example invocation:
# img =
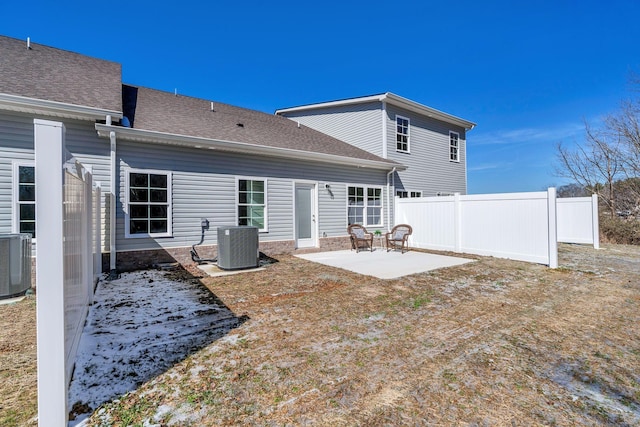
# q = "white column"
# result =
<box><xmin>547</xmin><ymin>187</ymin><xmax>558</xmax><ymax>268</ymax></box>
<box><xmin>34</xmin><ymin>119</ymin><xmax>68</xmax><ymax>427</ymax></box>
<box><xmin>592</xmin><ymin>193</ymin><xmax>600</xmax><ymax>249</ymax></box>
<box><xmin>454</xmin><ymin>193</ymin><xmax>462</xmax><ymax>253</ymax></box>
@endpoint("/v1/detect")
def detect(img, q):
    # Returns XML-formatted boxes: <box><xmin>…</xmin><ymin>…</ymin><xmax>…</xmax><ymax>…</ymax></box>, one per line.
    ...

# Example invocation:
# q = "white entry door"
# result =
<box><xmin>295</xmin><ymin>183</ymin><xmax>317</xmax><ymax>248</ymax></box>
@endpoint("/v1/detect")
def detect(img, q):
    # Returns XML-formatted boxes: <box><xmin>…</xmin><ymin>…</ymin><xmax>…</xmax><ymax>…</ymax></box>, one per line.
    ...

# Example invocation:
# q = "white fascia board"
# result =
<box><xmin>95</xmin><ymin>124</ymin><xmax>406</xmax><ymax>171</ymax></box>
<box><xmin>0</xmin><ymin>93</ymin><xmax>123</xmax><ymax>121</ymax></box>
<box><xmin>384</xmin><ymin>93</ymin><xmax>476</xmax><ymax>131</ymax></box>
<box><xmin>275</xmin><ymin>92</ymin><xmax>476</xmax><ymax>131</ymax></box>
<box><xmin>275</xmin><ymin>94</ymin><xmax>386</xmax><ymax>115</ymax></box>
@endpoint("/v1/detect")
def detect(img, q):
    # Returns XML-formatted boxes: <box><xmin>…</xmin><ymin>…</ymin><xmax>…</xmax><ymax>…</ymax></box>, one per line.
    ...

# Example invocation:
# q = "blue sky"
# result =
<box><xmin>3</xmin><ymin>0</ymin><xmax>639</xmax><ymax>193</ymax></box>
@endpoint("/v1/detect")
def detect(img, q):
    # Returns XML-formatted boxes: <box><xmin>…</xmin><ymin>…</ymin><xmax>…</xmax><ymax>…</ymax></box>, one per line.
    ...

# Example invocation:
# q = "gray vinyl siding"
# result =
<box><xmin>115</xmin><ymin>140</ymin><xmax>389</xmax><ymax>252</ymax></box>
<box><xmin>0</xmin><ymin>112</ymin><xmax>34</xmax><ymax>236</ymax></box>
<box><xmin>386</xmin><ymin>104</ymin><xmax>467</xmax><ymax>196</ymax></box>
<box><xmin>1</xmin><ymin>110</ymin><xmax>392</xmax><ymax>258</ymax></box>
<box><xmin>0</xmin><ymin>111</ymin><xmax>112</xmax><ymax>253</ymax></box>
<box><xmin>281</xmin><ymin>102</ymin><xmax>383</xmax><ymax>157</ymax></box>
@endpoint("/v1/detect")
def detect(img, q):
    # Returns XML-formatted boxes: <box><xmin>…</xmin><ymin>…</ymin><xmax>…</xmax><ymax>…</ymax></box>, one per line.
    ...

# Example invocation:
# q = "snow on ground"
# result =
<box><xmin>67</xmin><ymin>269</ymin><xmax>246</xmax><ymax>425</ymax></box>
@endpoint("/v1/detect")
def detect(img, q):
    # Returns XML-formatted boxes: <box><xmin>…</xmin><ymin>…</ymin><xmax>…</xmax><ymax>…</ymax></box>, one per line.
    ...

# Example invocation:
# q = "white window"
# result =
<box><xmin>348</xmin><ymin>185</ymin><xmax>383</xmax><ymax>226</ymax></box>
<box><xmin>238</xmin><ymin>179</ymin><xmax>267</xmax><ymax>231</ymax></box>
<box><xmin>125</xmin><ymin>169</ymin><xmax>172</xmax><ymax>238</ymax></box>
<box><xmin>13</xmin><ymin>163</ymin><xmax>36</xmax><ymax>238</ymax></box>
<box><xmin>397</xmin><ymin>190</ymin><xmax>422</xmax><ymax>198</ymax></box>
<box><xmin>450</xmin><ymin>131</ymin><xmax>460</xmax><ymax>162</ymax></box>
<box><xmin>396</xmin><ymin>115</ymin><xmax>410</xmax><ymax>152</ymax></box>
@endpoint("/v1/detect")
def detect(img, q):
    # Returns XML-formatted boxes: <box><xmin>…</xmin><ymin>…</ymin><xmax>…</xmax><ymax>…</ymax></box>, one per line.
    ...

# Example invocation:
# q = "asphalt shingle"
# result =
<box><xmin>0</xmin><ymin>35</ymin><xmax>122</xmax><ymax>112</ymax></box>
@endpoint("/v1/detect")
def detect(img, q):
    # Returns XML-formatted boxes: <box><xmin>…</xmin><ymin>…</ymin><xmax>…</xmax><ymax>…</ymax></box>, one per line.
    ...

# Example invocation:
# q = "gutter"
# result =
<box><xmin>95</xmin><ymin>124</ymin><xmax>406</xmax><ymax>172</ymax></box>
<box><xmin>0</xmin><ymin>93</ymin><xmax>122</xmax><ymax>121</ymax></box>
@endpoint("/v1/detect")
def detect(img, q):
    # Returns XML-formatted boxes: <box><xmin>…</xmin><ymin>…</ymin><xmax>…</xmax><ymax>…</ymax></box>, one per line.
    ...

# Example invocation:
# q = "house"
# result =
<box><xmin>0</xmin><ymin>35</ymin><xmax>407</xmax><ymax>272</ymax></box>
<box><xmin>276</xmin><ymin>93</ymin><xmax>476</xmax><ymax>198</ymax></box>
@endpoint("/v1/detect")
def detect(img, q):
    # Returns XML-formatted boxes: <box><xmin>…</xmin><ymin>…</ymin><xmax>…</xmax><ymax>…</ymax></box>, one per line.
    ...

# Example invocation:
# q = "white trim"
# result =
<box><xmin>293</xmin><ymin>181</ymin><xmax>318</xmax><ymax>248</ymax></box>
<box><xmin>12</xmin><ymin>161</ymin><xmax>36</xmax><ymax>241</ymax></box>
<box><xmin>275</xmin><ymin>92</ymin><xmax>476</xmax><ymax>131</ymax></box>
<box><xmin>395</xmin><ymin>115</ymin><xmax>410</xmax><ymax>153</ymax></box>
<box><xmin>381</xmin><ymin>101</ymin><xmax>388</xmax><ymax>159</ymax></box>
<box><xmin>0</xmin><ymin>92</ymin><xmax>122</xmax><ymax>121</ymax></box>
<box><xmin>449</xmin><ymin>131</ymin><xmax>460</xmax><ymax>162</ymax></box>
<box><xmin>346</xmin><ymin>184</ymin><xmax>384</xmax><ymax>227</ymax></box>
<box><xmin>236</xmin><ymin>176</ymin><xmax>268</xmax><ymax>233</ymax></box>
<box><xmin>124</xmin><ymin>168</ymin><xmax>173</xmax><ymax>239</ymax></box>
<box><xmin>95</xmin><ymin>124</ymin><xmax>405</xmax><ymax>172</ymax></box>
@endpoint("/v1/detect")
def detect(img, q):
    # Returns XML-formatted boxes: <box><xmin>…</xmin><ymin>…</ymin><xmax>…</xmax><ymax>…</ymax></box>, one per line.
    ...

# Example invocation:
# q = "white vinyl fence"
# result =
<box><xmin>557</xmin><ymin>195</ymin><xmax>599</xmax><ymax>248</ymax></box>
<box><xmin>35</xmin><ymin>119</ymin><xmax>102</xmax><ymax>427</ymax></box>
<box><xmin>395</xmin><ymin>189</ymin><xmax>558</xmax><ymax>267</ymax></box>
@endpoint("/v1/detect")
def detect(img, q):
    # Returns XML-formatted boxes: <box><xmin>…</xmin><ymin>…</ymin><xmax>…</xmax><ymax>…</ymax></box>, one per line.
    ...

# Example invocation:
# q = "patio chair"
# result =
<box><xmin>386</xmin><ymin>224</ymin><xmax>412</xmax><ymax>254</ymax></box>
<box><xmin>348</xmin><ymin>224</ymin><xmax>374</xmax><ymax>253</ymax></box>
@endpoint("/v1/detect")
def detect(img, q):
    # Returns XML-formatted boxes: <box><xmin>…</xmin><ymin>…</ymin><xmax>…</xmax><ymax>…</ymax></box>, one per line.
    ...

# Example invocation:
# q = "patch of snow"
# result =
<box><xmin>67</xmin><ymin>269</ymin><xmax>246</xmax><ymax>424</ymax></box>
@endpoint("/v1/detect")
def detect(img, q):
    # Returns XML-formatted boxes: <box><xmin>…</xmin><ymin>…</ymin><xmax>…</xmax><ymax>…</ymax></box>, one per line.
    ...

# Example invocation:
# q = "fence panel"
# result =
<box><xmin>396</xmin><ymin>189</ymin><xmax>558</xmax><ymax>267</ymax></box>
<box><xmin>35</xmin><ymin>119</ymin><xmax>100</xmax><ymax>427</ymax></box>
<box><xmin>557</xmin><ymin>195</ymin><xmax>599</xmax><ymax>248</ymax></box>
<box><xmin>394</xmin><ymin>196</ymin><xmax>457</xmax><ymax>251</ymax></box>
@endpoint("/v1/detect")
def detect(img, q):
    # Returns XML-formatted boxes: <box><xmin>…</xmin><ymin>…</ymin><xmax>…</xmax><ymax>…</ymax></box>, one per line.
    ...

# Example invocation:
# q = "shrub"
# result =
<box><xmin>600</xmin><ymin>215</ymin><xmax>640</xmax><ymax>245</ymax></box>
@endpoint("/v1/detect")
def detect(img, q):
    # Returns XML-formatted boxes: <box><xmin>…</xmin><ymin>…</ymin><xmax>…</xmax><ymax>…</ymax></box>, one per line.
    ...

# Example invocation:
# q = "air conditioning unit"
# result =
<box><xmin>217</xmin><ymin>226</ymin><xmax>259</xmax><ymax>270</ymax></box>
<box><xmin>0</xmin><ymin>233</ymin><xmax>32</xmax><ymax>299</ymax></box>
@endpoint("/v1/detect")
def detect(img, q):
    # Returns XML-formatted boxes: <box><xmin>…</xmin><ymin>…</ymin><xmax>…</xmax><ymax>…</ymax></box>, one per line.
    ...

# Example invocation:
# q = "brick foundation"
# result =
<box><xmin>107</xmin><ymin>236</ymin><xmax>352</xmax><ymax>272</ymax></box>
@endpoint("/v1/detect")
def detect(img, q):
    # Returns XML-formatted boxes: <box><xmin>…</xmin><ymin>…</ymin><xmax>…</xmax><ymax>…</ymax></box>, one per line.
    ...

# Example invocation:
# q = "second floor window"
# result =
<box><xmin>396</xmin><ymin>116</ymin><xmax>410</xmax><ymax>152</ymax></box>
<box><xmin>450</xmin><ymin>131</ymin><xmax>460</xmax><ymax>162</ymax></box>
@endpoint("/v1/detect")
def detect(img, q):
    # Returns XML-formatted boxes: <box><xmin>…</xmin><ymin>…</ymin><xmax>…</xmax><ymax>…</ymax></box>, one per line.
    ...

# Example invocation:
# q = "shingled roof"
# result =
<box><xmin>0</xmin><ymin>35</ymin><xmax>122</xmax><ymax>112</ymax></box>
<box><xmin>122</xmin><ymin>86</ymin><xmax>398</xmax><ymax>165</ymax></box>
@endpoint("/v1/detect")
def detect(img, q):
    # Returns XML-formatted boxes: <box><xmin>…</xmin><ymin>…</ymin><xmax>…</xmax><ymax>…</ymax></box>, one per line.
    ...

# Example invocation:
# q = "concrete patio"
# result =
<box><xmin>295</xmin><ymin>248</ymin><xmax>473</xmax><ymax>279</ymax></box>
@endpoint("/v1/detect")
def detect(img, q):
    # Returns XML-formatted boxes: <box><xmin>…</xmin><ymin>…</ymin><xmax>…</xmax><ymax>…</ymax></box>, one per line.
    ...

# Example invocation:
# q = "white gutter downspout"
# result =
<box><xmin>109</xmin><ymin>124</ymin><xmax>117</xmax><ymax>276</ymax></box>
<box><xmin>386</xmin><ymin>167</ymin><xmax>396</xmax><ymax>231</ymax></box>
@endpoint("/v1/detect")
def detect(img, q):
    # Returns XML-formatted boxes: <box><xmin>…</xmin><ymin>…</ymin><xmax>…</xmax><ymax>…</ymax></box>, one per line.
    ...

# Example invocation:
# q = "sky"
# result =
<box><xmin>2</xmin><ymin>0</ymin><xmax>639</xmax><ymax>193</ymax></box>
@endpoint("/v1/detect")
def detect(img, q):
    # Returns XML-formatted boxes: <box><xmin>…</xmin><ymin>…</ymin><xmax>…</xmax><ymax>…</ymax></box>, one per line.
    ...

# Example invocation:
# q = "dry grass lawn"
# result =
<box><xmin>1</xmin><ymin>243</ymin><xmax>639</xmax><ymax>426</ymax></box>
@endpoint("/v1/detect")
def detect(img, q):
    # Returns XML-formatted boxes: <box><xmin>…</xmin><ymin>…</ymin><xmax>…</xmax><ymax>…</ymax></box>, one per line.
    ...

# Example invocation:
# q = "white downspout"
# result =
<box><xmin>386</xmin><ymin>167</ymin><xmax>396</xmax><ymax>231</ymax></box>
<box><xmin>109</xmin><ymin>129</ymin><xmax>117</xmax><ymax>275</ymax></box>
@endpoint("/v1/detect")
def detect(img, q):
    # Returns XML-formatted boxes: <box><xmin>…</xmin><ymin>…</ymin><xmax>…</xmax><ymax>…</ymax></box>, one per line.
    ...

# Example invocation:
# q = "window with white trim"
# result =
<box><xmin>397</xmin><ymin>190</ymin><xmax>422</xmax><ymax>198</ymax></box>
<box><xmin>450</xmin><ymin>131</ymin><xmax>460</xmax><ymax>162</ymax></box>
<box><xmin>125</xmin><ymin>169</ymin><xmax>172</xmax><ymax>238</ymax></box>
<box><xmin>14</xmin><ymin>163</ymin><xmax>36</xmax><ymax>238</ymax></box>
<box><xmin>348</xmin><ymin>185</ymin><xmax>382</xmax><ymax>226</ymax></box>
<box><xmin>238</xmin><ymin>179</ymin><xmax>266</xmax><ymax>231</ymax></box>
<box><xmin>396</xmin><ymin>115</ymin><xmax>410</xmax><ymax>152</ymax></box>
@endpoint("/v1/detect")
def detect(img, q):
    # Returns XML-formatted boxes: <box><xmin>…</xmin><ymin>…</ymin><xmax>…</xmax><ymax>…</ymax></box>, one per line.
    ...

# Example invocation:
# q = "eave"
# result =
<box><xmin>0</xmin><ymin>93</ymin><xmax>123</xmax><ymax>121</ymax></box>
<box><xmin>95</xmin><ymin>124</ymin><xmax>406</xmax><ymax>171</ymax></box>
<box><xmin>275</xmin><ymin>92</ymin><xmax>476</xmax><ymax>131</ymax></box>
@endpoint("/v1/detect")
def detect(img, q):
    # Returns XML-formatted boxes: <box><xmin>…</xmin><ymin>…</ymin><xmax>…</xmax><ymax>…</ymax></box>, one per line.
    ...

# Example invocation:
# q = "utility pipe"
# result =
<box><xmin>386</xmin><ymin>167</ymin><xmax>396</xmax><ymax>231</ymax></box>
<box><xmin>109</xmin><ymin>130</ymin><xmax>116</xmax><ymax>275</ymax></box>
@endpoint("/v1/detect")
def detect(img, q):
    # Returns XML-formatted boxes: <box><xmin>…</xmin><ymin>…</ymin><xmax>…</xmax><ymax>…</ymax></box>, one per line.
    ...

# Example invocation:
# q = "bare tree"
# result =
<box><xmin>556</xmin><ymin>74</ymin><xmax>640</xmax><ymax>216</ymax></box>
<box><xmin>556</xmin><ymin>122</ymin><xmax>623</xmax><ymax>215</ymax></box>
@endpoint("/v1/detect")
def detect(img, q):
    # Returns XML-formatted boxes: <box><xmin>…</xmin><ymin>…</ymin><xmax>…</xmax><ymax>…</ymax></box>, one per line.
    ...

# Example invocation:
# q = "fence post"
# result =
<box><xmin>34</xmin><ymin>119</ymin><xmax>68</xmax><ymax>427</ymax></box>
<box><xmin>84</xmin><ymin>168</ymin><xmax>93</xmax><ymax>304</ymax></box>
<box><xmin>94</xmin><ymin>184</ymin><xmax>102</xmax><ymax>280</ymax></box>
<box><xmin>591</xmin><ymin>194</ymin><xmax>600</xmax><ymax>249</ymax></box>
<box><xmin>547</xmin><ymin>188</ymin><xmax>558</xmax><ymax>268</ymax></box>
<box><xmin>454</xmin><ymin>193</ymin><xmax>462</xmax><ymax>253</ymax></box>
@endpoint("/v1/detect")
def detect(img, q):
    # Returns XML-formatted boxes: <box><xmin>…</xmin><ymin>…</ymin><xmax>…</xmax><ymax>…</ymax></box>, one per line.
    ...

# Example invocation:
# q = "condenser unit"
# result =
<box><xmin>0</xmin><ymin>233</ymin><xmax>32</xmax><ymax>299</ymax></box>
<box><xmin>217</xmin><ymin>226</ymin><xmax>259</xmax><ymax>270</ymax></box>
